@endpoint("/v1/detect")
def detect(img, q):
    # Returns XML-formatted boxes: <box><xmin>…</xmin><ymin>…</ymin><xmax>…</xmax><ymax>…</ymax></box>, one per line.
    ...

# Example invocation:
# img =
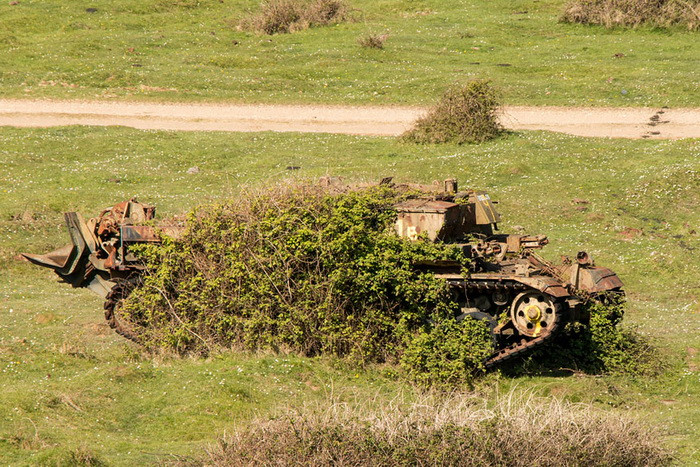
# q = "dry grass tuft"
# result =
<box><xmin>240</xmin><ymin>0</ymin><xmax>350</xmax><ymax>35</ymax></box>
<box><xmin>358</xmin><ymin>33</ymin><xmax>389</xmax><ymax>49</ymax></box>
<box><xmin>402</xmin><ymin>80</ymin><xmax>503</xmax><ymax>145</ymax></box>
<box><xmin>63</xmin><ymin>445</ymin><xmax>106</xmax><ymax>466</ymax></box>
<box><xmin>3</xmin><ymin>421</ymin><xmax>49</xmax><ymax>451</ymax></box>
<box><xmin>561</xmin><ymin>0</ymin><xmax>700</xmax><ymax>30</ymax></box>
<box><xmin>198</xmin><ymin>390</ymin><xmax>672</xmax><ymax>466</ymax></box>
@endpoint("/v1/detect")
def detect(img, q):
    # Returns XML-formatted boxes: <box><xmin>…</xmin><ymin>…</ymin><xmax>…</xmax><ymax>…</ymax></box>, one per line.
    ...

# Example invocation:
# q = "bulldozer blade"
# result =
<box><xmin>21</xmin><ymin>211</ymin><xmax>96</xmax><ymax>287</ymax></box>
<box><xmin>21</xmin><ymin>244</ymin><xmax>75</xmax><ymax>270</ymax></box>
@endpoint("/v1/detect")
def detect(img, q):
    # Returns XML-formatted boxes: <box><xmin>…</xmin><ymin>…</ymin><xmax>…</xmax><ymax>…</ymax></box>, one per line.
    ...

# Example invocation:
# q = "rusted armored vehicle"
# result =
<box><xmin>22</xmin><ymin>180</ymin><xmax>623</xmax><ymax>368</ymax></box>
<box><xmin>394</xmin><ymin>179</ymin><xmax>623</xmax><ymax>367</ymax></box>
<box><xmin>21</xmin><ymin>200</ymin><xmax>185</xmax><ymax>341</ymax></box>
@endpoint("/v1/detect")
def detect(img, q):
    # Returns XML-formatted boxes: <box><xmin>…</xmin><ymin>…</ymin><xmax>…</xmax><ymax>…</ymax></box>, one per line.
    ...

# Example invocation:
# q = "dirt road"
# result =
<box><xmin>0</xmin><ymin>99</ymin><xmax>698</xmax><ymax>139</ymax></box>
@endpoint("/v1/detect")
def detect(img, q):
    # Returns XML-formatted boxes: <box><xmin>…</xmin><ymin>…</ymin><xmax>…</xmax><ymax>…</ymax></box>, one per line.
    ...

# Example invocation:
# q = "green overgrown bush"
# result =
<box><xmin>561</xmin><ymin>0</ymin><xmax>700</xmax><ymax>30</ymax></box>
<box><xmin>197</xmin><ymin>391</ymin><xmax>673</xmax><ymax>466</ymax></box>
<box><xmin>401</xmin><ymin>318</ymin><xmax>492</xmax><ymax>386</ymax></box>
<box><xmin>239</xmin><ymin>0</ymin><xmax>350</xmax><ymax>35</ymax></box>
<box><xmin>123</xmin><ymin>185</ymin><xmax>491</xmax><ymax>384</ymax></box>
<box><xmin>402</xmin><ymin>80</ymin><xmax>503</xmax><ymax>145</ymax></box>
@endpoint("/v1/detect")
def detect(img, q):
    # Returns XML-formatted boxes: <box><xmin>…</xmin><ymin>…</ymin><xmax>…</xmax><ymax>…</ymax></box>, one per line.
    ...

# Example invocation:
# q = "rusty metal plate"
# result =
<box><xmin>394</xmin><ymin>199</ymin><xmax>458</xmax><ymax>213</ymax></box>
<box><xmin>120</xmin><ymin>225</ymin><xmax>161</xmax><ymax>242</ymax></box>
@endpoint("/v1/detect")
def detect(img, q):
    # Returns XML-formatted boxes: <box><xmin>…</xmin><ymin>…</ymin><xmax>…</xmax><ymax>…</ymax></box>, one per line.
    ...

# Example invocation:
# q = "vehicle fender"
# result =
<box><xmin>512</xmin><ymin>276</ymin><xmax>570</xmax><ymax>297</ymax></box>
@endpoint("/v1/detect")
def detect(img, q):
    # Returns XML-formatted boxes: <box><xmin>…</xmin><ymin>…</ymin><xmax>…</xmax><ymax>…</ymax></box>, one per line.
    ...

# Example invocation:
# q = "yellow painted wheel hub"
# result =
<box><xmin>510</xmin><ymin>292</ymin><xmax>558</xmax><ymax>338</ymax></box>
<box><xmin>525</xmin><ymin>305</ymin><xmax>541</xmax><ymax>321</ymax></box>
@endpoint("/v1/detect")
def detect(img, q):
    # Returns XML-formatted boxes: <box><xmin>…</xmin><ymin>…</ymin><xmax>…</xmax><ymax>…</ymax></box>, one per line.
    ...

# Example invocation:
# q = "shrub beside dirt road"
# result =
<box><xmin>402</xmin><ymin>80</ymin><xmax>503</xmax><ymax>144</ymax></box>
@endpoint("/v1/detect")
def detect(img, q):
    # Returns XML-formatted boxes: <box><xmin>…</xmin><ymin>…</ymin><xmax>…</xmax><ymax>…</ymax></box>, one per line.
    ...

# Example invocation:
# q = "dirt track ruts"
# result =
<box><xmin>0</xmin><ymin>99</ymin><xmax>698</xmax><ymax>139</ymax></box>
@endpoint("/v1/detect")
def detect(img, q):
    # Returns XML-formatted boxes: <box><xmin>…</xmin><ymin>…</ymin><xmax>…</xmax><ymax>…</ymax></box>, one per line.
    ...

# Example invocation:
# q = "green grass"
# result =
<box><xmin>0</xmin><ymin>0</ymin><xmax>697</xmax><ymax>106</ymax></box>
<box><xmin>1</xmin><ymin>126</ymin><xmax>698</xmax><ymax>464</ymax></box>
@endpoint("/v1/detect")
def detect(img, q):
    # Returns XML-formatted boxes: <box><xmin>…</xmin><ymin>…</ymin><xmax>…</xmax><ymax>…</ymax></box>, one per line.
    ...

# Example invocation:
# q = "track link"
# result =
<box><xmin>103</xmin><ymin>278</ymin><xmax>142</xmax><ymax>344</ymax></box>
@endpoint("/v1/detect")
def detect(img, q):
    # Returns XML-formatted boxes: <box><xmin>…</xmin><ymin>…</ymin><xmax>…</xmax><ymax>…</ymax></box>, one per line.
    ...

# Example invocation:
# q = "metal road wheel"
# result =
<box><xmin>492</xmin><ymin>290</ymin><xmax>509</xmax><ymax>306</ymax></box>
<box><xmin>510</xmin><ymin>291</ymin><xmax>559</xmax><ymax>338</ymax></box>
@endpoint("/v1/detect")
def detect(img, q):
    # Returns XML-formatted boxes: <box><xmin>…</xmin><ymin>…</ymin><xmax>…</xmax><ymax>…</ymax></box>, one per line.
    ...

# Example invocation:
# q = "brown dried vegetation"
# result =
<box><xmin>561</xmin><ymin>0</ymin><xmax>700</xmax><ymax>30</ymax></box>
<box><xmin>240</xmin><ymin>0</ymin><xmax>351</xmax><ymax>35</ymax></box>
<box><xmin>358</xmin><ymin>33</ymin><xmax>389</xmax><ymax>49</ymax></box>
<box><xmin>197</xmin><ymin>391</ymin><xmax>673</xmax><ymax>466</ymax></box>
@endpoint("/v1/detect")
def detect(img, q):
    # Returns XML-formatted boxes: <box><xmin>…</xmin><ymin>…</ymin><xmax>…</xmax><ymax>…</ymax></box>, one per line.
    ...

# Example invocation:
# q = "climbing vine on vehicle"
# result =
<box><xmin>122</xmin><ymin>185</ymin><xmax>496</xmax><ymax>383</ymax></box>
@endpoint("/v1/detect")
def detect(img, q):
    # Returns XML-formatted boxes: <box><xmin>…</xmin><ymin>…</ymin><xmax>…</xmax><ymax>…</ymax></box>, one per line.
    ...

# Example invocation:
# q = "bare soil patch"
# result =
<box><xmin>0</xmin><ymin>99</ymin><xmax>699</xmax><ymax>139</ymax></box>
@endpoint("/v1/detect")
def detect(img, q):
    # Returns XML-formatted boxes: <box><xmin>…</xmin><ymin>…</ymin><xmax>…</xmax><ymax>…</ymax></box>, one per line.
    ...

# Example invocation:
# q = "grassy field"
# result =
<box><xmin>0</xmin><ymin>126</ymin><xmax>698</xmax><ymax>464</ymax></box>
<box><xmin>0</xmin><ymin>0</ymin><xmax>698</xmax><ymax>107</ymax></box>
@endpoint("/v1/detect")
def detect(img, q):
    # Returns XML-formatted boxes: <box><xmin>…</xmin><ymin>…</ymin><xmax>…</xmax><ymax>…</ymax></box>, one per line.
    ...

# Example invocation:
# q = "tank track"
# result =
<box><xmin>484</xmin><ymin>301</ymin><xmax>565</xmax><ymax>369</ymax></box>
<box><xmin>449</xmin><ymin>279</ymin><xmax>565</xmax><ymax>369</ymax></box>
<box><xmin>103</xmin><ymin>278</ymin><xmax>142</xmax><ymax>344</ymax></box>
<box><xmin>103</xmin><ymin>276</ymin><xmax>566</xmax><ymax>366</ymax></box>
<box><xmin>462</xmin><ymin>280</ymin><xmax>528</xmax><ymax>293</ymax></box>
